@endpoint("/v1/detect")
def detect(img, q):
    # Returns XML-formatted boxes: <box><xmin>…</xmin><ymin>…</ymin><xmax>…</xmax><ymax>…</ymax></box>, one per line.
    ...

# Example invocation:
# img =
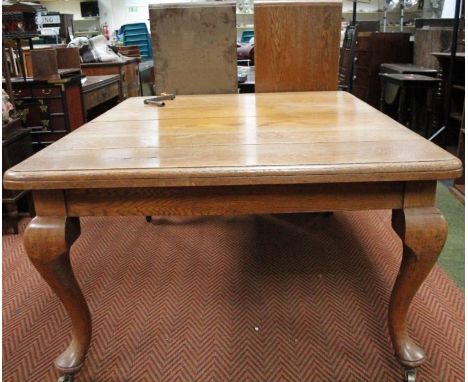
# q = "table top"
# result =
<box><xmin>81</xmin><ymin>75</ymin><xmax>120</xmax><ymax>93</ymax></box>
<box><xmin>81</xmin><ymin>57</ymin><xmax>140</xmax><ymax>67</ymax></box>
<box><xmin>379</xmin><ymin>73</ymin><xmax>441</xmax><ymax>83</ymax></box>
<box><xmin>380</xmin><ymin>63</ymin><xmax>438</xmax><ymax>75</ymax></box>
<box><xmin>4</xmin><ymin>91</ymin><xmax>462</xmax><ymax>190</ymax></box>
<box><xmin>432</xmin><ymin>52</ymin><xmax>465</xmax><ymax>60</ymax></box>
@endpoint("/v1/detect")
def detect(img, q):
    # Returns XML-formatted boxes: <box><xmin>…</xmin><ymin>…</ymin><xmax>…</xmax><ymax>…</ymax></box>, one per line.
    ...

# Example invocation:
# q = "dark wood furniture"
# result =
<box><xmin>380</xmin><ymin>63</ymin><xmax>438</xmax><ymax>76</ymax></box>
<box><xmin>2</xmin><ymin>120</ymin><xmax>33</xmax><ymax>234</ymax></box>
<box><xmin>149</xmin><ymin>2</ymin><xmax>237</xmax><ymax>95</ymax></box>
<box><xmin>432</xmin><ymin>52</ymin><xmax>465</xmax><ymax>144</ymax></box>
<box><xmin>414</xmin><ymin>28</ymin><xmax>452</xmax><ymax>69</ymax></box>
<box><xmin>338</xmin><ymin>25</ymin><xmax>359</xmax><ymax>91</ymax></box>
<box><xmin>379</xmin><ymin>73</ymin><xmax>441</xmax><ymax>138</ymax></box>
<box><xmin>433</xmin><ymin>52</ymin><xmax>465</xmax><ymax>202</ymax></box>
<box><xmin>30</xmin><ymin>47</ymin><xmax>81</xmax><ymax>81</ymax></box>
<box><xmin>9</xmin><ymin>76</ymin><xmax>85</xmax><ymax>152</ymax></box>
<box><xmin>4</xmin><ymin>92</ymin><xmax>462</xmax><ymax>382</ymax></box>
<box><xmin>81</xmin><ymin>58</ymin><xmax>141</xmax><ymax>101</ymax></box>
<box><xmin>254</xmin><ymin>0</ymin><xmax>341</xmax><ymax>92</ymax></box>
<box><xmin>81</xmin><ymin>75</ymin><xmax>120</xmax><ymax>122</ymax></box>
<box><xmin>115</xmin><ymin>44</ymin><xmax>140</xmax><ymax>58</ymax></box>
<box><xmin>352</xmin><ymin>32</ymin><xmax>413</xmax><ymax>108</ymax></box>
<box><xmin>338</xmin><ymin>21</ymin><xmax>380</xmax><ymax>93</ymax></box>
<box><xmin>138</xmin><ymin>59</ymin><xmax>155</xmax><ymax>96</ymax></box>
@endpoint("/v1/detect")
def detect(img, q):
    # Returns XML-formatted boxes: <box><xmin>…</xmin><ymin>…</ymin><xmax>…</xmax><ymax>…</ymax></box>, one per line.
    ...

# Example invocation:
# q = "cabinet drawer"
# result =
<box><xmin>84</xmin><ymin>82</ymin><xmax>120</xmax><ymax>110</ymax></box>
<box><xmin>32</xmin><ymin>87</ymin><xmax>62</xmax><ymax>98</ymax></box>
<box><xmin>12</xmin><ymin>88</ymin><xmax>32</xmax><ymax>98</ymax></box>
<box><xmin>30</xmin><ymin>115</ymin><xmax>66</xmax><ymax>133</ymax></box>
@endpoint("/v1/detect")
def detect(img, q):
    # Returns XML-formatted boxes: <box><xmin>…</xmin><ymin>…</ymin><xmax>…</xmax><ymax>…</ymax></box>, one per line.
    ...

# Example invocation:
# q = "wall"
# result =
<box><xmin>41</xmin><ymin>0</ymin><xmax>88</xmax><ymax>20</ymax></box>
<box><xmin>41</xmin><ymin>0</ymin><xmax>438</xmax><ymax>37</ymax></box>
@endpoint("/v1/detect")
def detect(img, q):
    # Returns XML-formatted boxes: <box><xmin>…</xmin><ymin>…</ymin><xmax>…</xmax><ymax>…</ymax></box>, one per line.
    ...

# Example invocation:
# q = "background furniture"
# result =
<box><xmin>379</xmin><ymin>73</ymin><xmax>440</xmax><ymax>138</ymax></box>
<box><xmin>351</xmin><ymin>32</ymin><xmax>413</xmax><ymax>108</ymax></box>
<box><xmin>81</xmin><ymin>58</ymin><xmax>141</xmax><ymax>100</ymax></box>
<box><xmin>338</xmin><ymin>25</ymin><xmax>359</xmax><ymax>91</ymax></box>
<box><xmin>30</xmin><ymin>47</ymin><xmax>81</xmax><ymax>80</ymax></box>
<box><xmin>2</xmin><ymin>119</ymin><xmax>33</xmax><ymax>234</ymax></box>
<box><xmin>149</xmin><ymin>2</ymin><xmax>238</xmax><ymax>95</ymax></box>
<box><xmin>414</xmin><ymin>28</ymin><xmax>453</xmax><ymax>69</ymax></box>
<box><xmin>10</xmin><ymin>76</ymin><xmax>84</xmax><ymax>152</ymax></box>
<box><xmin>139</xmin><ymin>59</ymin><xmax>155</xmax><ymax>96</ymax></box>
<box><xmin>380</xmin><ymin>63</ymin><xmax>438</xmax><ymax>76</ymax></box>
<box><xmin>433</xmin><ymin>52</ymin><xmax>465</xmax><ymax>147</ymax></box>
<box><xmin>254</xmin><ymin>0</ymin><xmax>341</xmax><ymax>92</ymax></box>
<box><xmin>81</xmin><ymin>75</ymin><xmax>120</xmax><ymax>122</ymax></box>
<box><xmin>433</xmin><ymin>52</ymin><xmax>465</xmax><ymax>203</ymax></box>
<box><xmin>116</xmin><ymin>44</ymin><xmax>141</xmax><ymax>58</ymax></box>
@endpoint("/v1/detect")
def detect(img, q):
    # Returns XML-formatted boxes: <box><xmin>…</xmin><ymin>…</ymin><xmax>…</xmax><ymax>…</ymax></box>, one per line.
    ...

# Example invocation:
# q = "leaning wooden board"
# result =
<box><xmin>255</xmin><ymin>0</ymin><xmax>342</xmax><ymax>92</ymax></box>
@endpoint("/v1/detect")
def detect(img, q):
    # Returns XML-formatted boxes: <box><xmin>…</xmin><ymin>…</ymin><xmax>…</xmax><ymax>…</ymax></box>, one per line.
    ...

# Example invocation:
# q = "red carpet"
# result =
<box><xmin>2</xmin><ymin>211</ymin><xmax>464</xmax><ymax>381</ymax></box>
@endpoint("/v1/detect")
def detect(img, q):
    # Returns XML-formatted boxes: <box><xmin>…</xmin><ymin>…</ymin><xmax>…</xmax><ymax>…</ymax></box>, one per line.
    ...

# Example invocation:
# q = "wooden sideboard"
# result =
<box><xmin>81</xmin><ymin>58</ymin><xmax>141</xmax><ymax>100</ymax></box>
<box><xmin>10</xmin><ymin>76</ymin><xmax>84</xmax><ymax>152</ymax></box>
<box><xmin>82</xmin><ymin>75</ymin><xmax>120</xmax><ymax>121</ymax></box>
<box><xmin>352</xmin><ymin>32</ymin><xmax>413</xmax><ymax>108</ymax></box>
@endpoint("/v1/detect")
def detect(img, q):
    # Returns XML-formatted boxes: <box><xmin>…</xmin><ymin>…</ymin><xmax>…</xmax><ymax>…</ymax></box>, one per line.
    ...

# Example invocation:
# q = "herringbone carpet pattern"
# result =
<box><xmin>3</xmin><ymin>211</ymin><xmax>464</xmax><ymax>382</ymax></box>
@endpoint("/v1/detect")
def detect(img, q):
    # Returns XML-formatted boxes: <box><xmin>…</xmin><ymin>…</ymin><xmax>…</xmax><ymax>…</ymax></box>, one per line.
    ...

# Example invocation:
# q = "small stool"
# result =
<box><xmin>379</xmin><ymin>73</ymin><xmax>441</xmax><ymax>138</ymax></box>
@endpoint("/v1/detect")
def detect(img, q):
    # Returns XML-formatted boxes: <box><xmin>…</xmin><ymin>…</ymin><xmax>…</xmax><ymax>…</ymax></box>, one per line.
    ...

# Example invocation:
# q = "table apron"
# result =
<box><xmin>31</xmin><ymin>181</ymin><xmax>437</xmax><ymax>217</ymax></box>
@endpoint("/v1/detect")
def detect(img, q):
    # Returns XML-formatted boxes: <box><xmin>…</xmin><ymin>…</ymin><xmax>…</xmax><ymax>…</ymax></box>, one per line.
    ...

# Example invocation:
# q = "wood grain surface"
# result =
<box><xmin>3</xmin><ymin>92</ymin><xmax>462</xmax><ymax>190</ymax></box>
<box><xmin>255</xmin><ymin>0</ymin><xmax>342</xmax><ymax>92</ymax></box>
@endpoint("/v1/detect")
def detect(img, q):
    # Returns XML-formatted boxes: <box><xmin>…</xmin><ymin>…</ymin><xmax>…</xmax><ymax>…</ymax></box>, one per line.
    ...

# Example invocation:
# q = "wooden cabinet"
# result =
<box><xmin>10</xmin><ymin>76</ymin><xmax>84</xmax><ymax>151</ymax></box>
<box><xmin>433</xmin><ymin>52</ymin><xmax>465</xmax><ymax>202</ymax></box>
<box><xmin>352</xmin><ymin>32</ymin><xmax>413</xmax><ymax>108</ymax></box>
<box><xmin>2</xmin><ymin>121</ymin><xmax>33</xmax><ymax>233</ymax></box>
<box><xmin>81</xmin><ymin>58</ymin><xmax>141</xmax><ymax>100</ymax></box>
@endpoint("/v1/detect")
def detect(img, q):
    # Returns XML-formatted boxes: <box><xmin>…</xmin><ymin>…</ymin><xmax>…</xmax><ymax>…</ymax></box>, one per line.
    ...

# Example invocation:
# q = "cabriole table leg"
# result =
<box><xmin>389</xmin><ymin>207</ymin><xmax>448</xmax><ymax>380</ymax></box>
<box><xmin>24</xmin><ymin>216</ymin><xmax>91</xmax><ymax>381</ymax></box>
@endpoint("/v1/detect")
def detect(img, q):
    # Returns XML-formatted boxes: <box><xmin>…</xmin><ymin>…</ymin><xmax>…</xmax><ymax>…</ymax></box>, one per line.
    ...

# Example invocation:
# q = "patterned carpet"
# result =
<box><xmin>2</xmin><ymin>211</ymin><xmax>465</xmax><ymax>381</ymax></box>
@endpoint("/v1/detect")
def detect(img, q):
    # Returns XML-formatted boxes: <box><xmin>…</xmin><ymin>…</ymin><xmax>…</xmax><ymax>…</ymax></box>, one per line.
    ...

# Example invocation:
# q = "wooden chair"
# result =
<box><xmin>338</xmin><ymin>25</ymin><xmax>359</xmax><ymax>91</ymax></box>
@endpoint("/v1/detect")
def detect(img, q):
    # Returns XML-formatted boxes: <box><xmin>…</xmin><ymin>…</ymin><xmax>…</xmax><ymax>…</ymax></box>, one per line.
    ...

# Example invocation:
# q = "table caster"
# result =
<box><xmin>58</xmin><ymin>374</ymin><xmax>75</xmax><ymax>382</ymax></box>
<box><xmin>404</xmin><ymin>368</ymin><xmax>417</xmax><ymax>382</ymax></box>
<box><xmin>145</xmin><ymin>216</ymin><xmax>152</xmax><ymax>222</ymax></box>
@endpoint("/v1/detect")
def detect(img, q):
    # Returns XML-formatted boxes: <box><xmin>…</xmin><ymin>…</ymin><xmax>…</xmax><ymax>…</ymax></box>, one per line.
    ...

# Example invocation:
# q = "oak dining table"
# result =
<box><xmin>4</xmin><ymin>91</ymin><xmax>462</xmax><ymax>382</ymax></box>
